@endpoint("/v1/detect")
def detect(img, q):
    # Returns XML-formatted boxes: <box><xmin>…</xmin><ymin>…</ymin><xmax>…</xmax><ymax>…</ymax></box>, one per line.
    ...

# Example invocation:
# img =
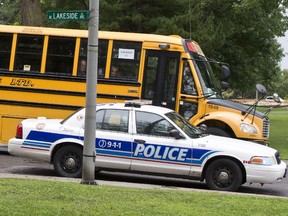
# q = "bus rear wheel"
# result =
<box><xmin>53</xmin><ymin>145</ymin><xmax>83</xmax><ymax>178</ymax></box>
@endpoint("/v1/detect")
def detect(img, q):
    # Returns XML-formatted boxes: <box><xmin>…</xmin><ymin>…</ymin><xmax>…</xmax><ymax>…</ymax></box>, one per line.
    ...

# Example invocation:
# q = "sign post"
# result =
<box><xmin>81</xmin><ymin>0</ymin><xmax>99</xmax><ymax>185</ymax></box>
<box><xmin>47</xmin><ymin>10</ymin><xmax>89</xmax><ymax>21</ymax></box>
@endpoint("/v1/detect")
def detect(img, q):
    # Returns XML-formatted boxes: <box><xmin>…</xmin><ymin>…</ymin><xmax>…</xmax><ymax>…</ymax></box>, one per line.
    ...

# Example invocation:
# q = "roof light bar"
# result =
<box><xmin>159</xmin><ymin>43</ymin><xmax>170</xmax><ymax>50</ymax></box>
<box><xmin>125</xmin><ymin>100</ymin><xmax>152</xmax><ymax>107</ymax></box>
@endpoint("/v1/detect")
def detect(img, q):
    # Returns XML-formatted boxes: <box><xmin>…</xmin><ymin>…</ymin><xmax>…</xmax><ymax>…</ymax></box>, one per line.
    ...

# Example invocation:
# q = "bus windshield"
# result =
<box><xmin>191</xmin><ymin>53</ymin><xmax>223</xmax><ymax>99</ymax></box>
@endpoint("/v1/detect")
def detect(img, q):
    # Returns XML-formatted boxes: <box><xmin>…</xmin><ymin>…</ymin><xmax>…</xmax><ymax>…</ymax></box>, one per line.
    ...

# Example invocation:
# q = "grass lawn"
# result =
<box><xmin>266</xmin><ymin>107</ymin><xmax>288</xmax><ymax>159</ymax></box>
<box><xmin>0</xmin><ymin>178</ymin><xmax>287</xmax><ymax>216</ymax></box>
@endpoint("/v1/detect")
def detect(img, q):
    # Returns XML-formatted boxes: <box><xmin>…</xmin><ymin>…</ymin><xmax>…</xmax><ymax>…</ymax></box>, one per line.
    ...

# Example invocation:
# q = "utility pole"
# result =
<box><xmin>81</xmin><ymin>0</ymin><xmax>99</xmax><ymax>185</ymax></box>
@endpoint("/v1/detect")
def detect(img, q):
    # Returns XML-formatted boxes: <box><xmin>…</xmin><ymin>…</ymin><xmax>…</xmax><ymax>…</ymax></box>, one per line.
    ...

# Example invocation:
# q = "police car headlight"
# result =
<box><xmin>240</xmin><ymin>123</ymin><xmax>257</xmax><ymax>134</ymax></box>
<box><xmin>250</xmin><ymin>156</ymin><xmax>275</xmax><ymax>166</ymax></box>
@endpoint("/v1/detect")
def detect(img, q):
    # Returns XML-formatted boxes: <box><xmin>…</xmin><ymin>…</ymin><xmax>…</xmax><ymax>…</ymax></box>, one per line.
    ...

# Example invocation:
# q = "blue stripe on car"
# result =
<box><xmin>23</xmin><ymin>130</ymin><xmax>218</xmax><ymax>166</ymax></box>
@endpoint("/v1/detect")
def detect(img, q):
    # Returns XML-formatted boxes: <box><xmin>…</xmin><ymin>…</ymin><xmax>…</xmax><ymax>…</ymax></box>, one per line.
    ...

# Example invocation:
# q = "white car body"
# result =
<box><xmin>8</xmin><ymin>102</ymin><xmax>287</xmax><ymax>191</ymax></box>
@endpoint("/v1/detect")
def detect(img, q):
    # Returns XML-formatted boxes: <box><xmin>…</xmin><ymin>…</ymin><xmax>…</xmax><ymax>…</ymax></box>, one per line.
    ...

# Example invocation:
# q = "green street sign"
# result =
<box><xmin>48</xmin><ymin>10</ymin><xmax>89</xmax><ymax>21</ymax></box>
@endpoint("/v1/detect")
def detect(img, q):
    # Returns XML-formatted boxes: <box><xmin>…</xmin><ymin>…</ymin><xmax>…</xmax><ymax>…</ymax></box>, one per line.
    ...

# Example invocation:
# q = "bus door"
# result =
<box><xmin>142</xmin><ymin>50</ymin><xmax>180</xmax><ymax>110</ymax></box>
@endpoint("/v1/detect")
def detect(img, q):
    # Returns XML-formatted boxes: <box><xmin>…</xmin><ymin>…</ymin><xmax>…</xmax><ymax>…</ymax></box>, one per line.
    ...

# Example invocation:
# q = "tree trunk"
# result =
<box><xmin>21</xmin><ymin>0</ymin><xmax>42</xmax><ymax>26</ymax></box>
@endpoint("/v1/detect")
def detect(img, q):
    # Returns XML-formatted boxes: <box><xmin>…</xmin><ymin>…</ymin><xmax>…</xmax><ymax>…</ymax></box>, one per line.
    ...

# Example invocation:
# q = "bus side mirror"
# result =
<box><xmin>221</xmin><ymin>81</ymin><xmax>229</xmax><ymax>91</ymax></box>
<box><xmin>256</xmin><ymin>84</ymin><xmax>267</xmax><ymax>95</ymax></box>
<box><xmin>221</xmin><ymin>65</ymin><xmax>230</xmax><ymax>91</ymax></box>
<box><xmin>221</xmin><ymin>65</ymin><xmax>230</xmax><ymax>81</ymax></box>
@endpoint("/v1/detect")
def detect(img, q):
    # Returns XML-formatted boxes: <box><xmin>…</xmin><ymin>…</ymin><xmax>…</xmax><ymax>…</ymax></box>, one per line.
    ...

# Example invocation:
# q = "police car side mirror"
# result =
<box><xmin>169</xmin><ymin>129</ymin><xmax>185</xmax><ymax>139</ymax></box>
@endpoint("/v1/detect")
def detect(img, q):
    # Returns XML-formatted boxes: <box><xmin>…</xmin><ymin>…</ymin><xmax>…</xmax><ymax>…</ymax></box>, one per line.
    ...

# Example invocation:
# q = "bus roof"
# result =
<box><xmin>0</xmin><ymin>25</ymin><xmax>185</xmax><ymax>45</ymax></box>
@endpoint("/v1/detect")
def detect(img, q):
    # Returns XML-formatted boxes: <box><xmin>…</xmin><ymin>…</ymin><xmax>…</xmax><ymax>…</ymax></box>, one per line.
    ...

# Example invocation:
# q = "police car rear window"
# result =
<box><xmin>96</xmin><ymin>109</ymin><xmax>129</xmax><ymax>133</ymax></box>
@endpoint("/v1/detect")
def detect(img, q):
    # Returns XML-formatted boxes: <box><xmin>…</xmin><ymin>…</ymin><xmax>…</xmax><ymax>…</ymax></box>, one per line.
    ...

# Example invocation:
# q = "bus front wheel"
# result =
<box><xmin>206</xmin><ymin>127</ymin><xmax>231</xmax><ymax>137</ymax></box>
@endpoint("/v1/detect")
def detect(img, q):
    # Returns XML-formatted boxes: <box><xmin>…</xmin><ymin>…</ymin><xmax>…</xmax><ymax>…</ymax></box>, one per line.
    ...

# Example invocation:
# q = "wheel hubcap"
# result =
<box><xmin>65</xmin><ymin>157</ymin><xmax>76</xmax><ymax>169</ymax></box>
<box><xmin>217</xmin><ymin>171</ymin><xmax>229</xmax><ymax>183</ymax></box>
<box><xmin>212</xmin><ymin>166</ymin><xmax>234</xmax><ymax>188</ymax></box>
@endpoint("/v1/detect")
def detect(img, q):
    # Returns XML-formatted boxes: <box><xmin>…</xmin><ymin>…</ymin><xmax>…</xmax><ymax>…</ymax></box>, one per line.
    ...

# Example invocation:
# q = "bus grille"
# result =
<box><xmin>262</xmin><ymin>118</ymin><xmax>270</xmax><ymax>138</ymax></box>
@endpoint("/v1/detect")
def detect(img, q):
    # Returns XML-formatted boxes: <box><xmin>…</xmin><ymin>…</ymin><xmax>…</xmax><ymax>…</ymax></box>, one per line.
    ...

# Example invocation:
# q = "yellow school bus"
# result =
<box><xmin>0</xmin><ymin>25</ymin><xmax>269</xmax><ymax>149</ymax></box>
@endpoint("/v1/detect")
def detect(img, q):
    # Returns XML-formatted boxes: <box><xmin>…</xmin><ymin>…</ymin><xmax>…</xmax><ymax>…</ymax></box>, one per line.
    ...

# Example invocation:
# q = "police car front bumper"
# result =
<box><xmin>246</xmin><ymin>161</ymin><xmax>287</xmax><ymax>184</ymax></box>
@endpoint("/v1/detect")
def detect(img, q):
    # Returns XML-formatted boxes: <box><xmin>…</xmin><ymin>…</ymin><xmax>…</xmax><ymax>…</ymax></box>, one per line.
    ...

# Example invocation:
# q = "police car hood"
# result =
<box><xmin>197</xmin><ymin>135</ymin><xmax>276</xmax><ymax>156</ymax></box>
<box><xmin>207</xmin><ymin>99</ymin><xmax>265</xmax><ymax>119</ymax></box>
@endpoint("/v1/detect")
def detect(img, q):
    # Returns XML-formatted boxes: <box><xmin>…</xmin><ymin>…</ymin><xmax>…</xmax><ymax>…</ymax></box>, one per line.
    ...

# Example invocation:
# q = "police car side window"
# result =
<box><xmin>136</xmin><ymin>111</ymin><xmax>175</xmax><ymax>137</ymax></box>
<box><xmin>96</xmin><ymin>110</ymin><xmax>105</xmax><ymax>129</ymax></box>
<box><xmin>96</xmin><ymin>109</ymin><xmax>129</xmax><ymax>133</ymax></box>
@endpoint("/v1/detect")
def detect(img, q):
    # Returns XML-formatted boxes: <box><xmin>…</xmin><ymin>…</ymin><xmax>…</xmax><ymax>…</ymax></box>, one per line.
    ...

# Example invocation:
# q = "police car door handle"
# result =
<box><xmin>134</xmin><ymin>139</ymin><xmax>146</xmax><ymax>144</ymax></box>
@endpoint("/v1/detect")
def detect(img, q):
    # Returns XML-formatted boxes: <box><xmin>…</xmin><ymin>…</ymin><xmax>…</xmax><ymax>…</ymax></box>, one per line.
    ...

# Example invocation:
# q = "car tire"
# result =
<box><xmin>205</xmin><ymin>158</ymin><xmax>242</xmax><ymax>191</ymax></box>
<box><xmin>53</xmin><ymin>145</ymin><xmax>83</xmax><ymax>178</ymax></box>
<box><xmin>206</xmin><ymin>127</ymin><xmax>231</xmax><ymax>137</ymax></box>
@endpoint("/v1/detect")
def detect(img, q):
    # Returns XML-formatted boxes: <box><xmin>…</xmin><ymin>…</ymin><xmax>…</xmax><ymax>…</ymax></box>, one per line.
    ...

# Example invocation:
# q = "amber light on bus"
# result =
<box><xmin>16</xmin><ymin>124</ymin><xmax>23</xmax><ymax>139</ymax></box>
<box><xmin>185</xmin><ymin>41</ymin><xmax>205</xmax><ymax>56</ymax></box>
<box><xmin>185</xmin><ymin>41</ymin><xmax>197</xmax><ymax>53</ymax></box>
<box><xmin>159</xmin><ymin>43</ymin><xmax>170</xmax><ymax>50</ymax></box>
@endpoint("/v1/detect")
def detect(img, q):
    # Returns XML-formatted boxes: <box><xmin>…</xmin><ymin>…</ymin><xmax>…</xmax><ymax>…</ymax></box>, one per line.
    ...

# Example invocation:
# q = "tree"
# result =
<box><xmin>99</xmin><ymin>0</ymin><xmax>185</xmax><ymax>34</ymax></box>
<box><xmin>0</xmin><ymin>0</ymin><xmax>21</xmax><ymax>25</ymax></box>
<box><xmin>21</xmin><ymin>0</ymin><xmax>42</xmax><ymax>26</ymax></box>
<box><xmin>186</xmin><ymin>0</ymin><xmax>288</xmax><ymax>97</ymax></box>
<box><xmin>98</xmin><ymin>0</ymin><xmax>288</xmax><ymax>97</ymax></box>
<box><xmin>273</xmin><ymin>69</ymin><xmax>288</xmax><ymax>99</ymax></box>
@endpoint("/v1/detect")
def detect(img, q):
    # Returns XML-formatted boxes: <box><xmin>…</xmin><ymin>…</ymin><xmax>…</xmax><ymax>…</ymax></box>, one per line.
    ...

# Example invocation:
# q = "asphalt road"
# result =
<box><xmin>1</xmin><ymin>151</ymin><xmax>287</xmax><ymax>197</ymax></box>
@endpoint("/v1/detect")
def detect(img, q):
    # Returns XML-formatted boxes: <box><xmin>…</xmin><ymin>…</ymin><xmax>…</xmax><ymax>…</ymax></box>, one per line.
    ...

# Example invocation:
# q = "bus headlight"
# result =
<box><xmin>240</xmin><ymin>123</ymin><xmax>257</xmax><ymax>134</ymax></box>
<box><xmin>250</xmin><ymin>156</ymin><xmax>275</xmax><ymax>166</ymax></box>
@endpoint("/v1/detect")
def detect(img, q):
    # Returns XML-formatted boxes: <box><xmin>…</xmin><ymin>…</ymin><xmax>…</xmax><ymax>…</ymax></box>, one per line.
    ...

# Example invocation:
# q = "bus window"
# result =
<box><xmin>46</xmin><ymin>36</ymin><xmax>76</xmax><ymax>75</ymax></box>
<box><xmin>181</xmin><ymin>62</ymin><xmax>197</xmax><ymax>95</ymax></box>
<box><xmin>143</xmin><ymin>56</ymin><xmax>158</xmax><ymax>99</ymax></box>
<box><xmin>14</xmin><ymin>34</ymin><xmax>44</xmax><ymax>72</ymax></box>
<box><xmin>110</xmin><ymin>41</ymin><xmax>141</xmax><ymax>80</ymax></box>
<box><xmin>164</xmin><ymin>59</ymin><xmax>178</xmax><ymax>103</ymax></box>
<box><xmin>77</xmin><ymin>39</ymin><xmax>108</xmax><ymax>78</ymax></box>
<box><xmin>0</xmin><ymin>33</ymin><xmax>13</xmax><ymax>70</ymax></box>
<box><xmin>77</xmin><ymin>58</ymin><xmax>87</xmax><ymax>77</ymax></box>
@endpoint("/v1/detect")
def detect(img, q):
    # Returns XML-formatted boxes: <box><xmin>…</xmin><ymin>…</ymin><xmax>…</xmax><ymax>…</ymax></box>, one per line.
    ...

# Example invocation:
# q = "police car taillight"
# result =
<box><xmin>16</xmin><ymin>123</ymin><xmax>23</xmax><ymax>139</ymax></box>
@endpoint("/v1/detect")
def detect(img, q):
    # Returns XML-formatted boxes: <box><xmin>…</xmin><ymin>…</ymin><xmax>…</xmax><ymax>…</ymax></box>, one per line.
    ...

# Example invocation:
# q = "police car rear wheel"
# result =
<box><xmin>205</xmin><ymin>158</ymin><xmax>242</xmax><ymax>191</ymax></box>
<box><xmin>53</xmin><ymin>145</ymin><xmax>83</xmax><ymax>178</ymax></box>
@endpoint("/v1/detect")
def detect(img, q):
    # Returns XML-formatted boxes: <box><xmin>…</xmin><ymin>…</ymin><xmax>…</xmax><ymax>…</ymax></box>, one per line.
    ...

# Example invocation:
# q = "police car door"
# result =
<box><xmin>94</xmin><ymin>109</ymin><xmax>132</xmax><ymax>170</ymax></box>
<box><xmin>131</xmin><ymin>110</ymin><xmax>191</xmax><ymax>176</ymax></box>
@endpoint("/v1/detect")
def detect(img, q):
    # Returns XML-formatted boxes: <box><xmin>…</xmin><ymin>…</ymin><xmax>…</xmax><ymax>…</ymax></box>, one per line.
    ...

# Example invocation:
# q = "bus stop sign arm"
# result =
<box><xmin>81</xmin><ymin>0</ymin><xmax>99</xmax><ymax>185</ymax></box>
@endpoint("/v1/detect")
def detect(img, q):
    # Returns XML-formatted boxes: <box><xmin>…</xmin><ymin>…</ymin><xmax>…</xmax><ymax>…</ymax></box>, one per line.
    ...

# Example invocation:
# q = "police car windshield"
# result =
<box><xmin>165</xmin><ymin>112</ymin><xmax>203</xmax><ymax>138</ymax></box>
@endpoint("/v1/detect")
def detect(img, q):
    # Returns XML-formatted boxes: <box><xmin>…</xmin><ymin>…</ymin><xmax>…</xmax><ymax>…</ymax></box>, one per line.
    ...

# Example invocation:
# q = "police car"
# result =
<box><xmin>8</xmin><ymin>101</ymin><xmax>287</xmax><ymax>191</ymax></box>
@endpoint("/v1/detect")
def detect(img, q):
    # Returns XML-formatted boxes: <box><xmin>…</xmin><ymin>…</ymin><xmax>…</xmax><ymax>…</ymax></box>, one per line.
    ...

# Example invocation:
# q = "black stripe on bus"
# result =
<box><xmin>0</xmin><ymin>99</ymin><xmax>82</xmax><ymax>111</ymax></box>
<box><xmin>0</xmin><ymin>86</ymin><xmax>85</xmax><ymax>96</ymax></box>
<box><xmin>0</xmin><ymin>71</ymin><xmax>141</xmax><ymax>86</ymax></box>
<box><xmin>0</xmin><ymin>86</ymin><xmax>140</xmax><ymax>101</ymax></box>
<box><xmin>0</xmin><ymin>93</ymin><xmax>140</xmax><ymax>111</ymax></box>
<box><xmin>97</xmin><ymin>94</ymin><xmax>139</xmax><ymax>100</ymax></box>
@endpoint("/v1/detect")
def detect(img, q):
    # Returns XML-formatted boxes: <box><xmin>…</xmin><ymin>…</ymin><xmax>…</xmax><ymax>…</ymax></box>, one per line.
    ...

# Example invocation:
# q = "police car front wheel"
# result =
<box><xmin>53</xmin><ymin>145</ymin><xmax>83</xmax><ymax>178</ymax></box>
<box><xmin>205</xmin><ymin>158</ymin><xmax>243</xmax><ymax>191</ymax></box>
